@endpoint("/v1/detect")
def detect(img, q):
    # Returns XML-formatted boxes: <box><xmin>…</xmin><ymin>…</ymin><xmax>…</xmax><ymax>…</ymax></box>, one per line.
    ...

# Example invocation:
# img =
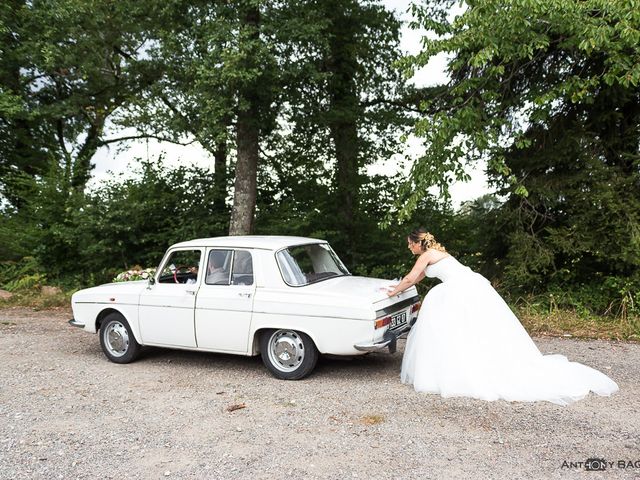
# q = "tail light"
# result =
<box><xmin>375</xmin><ymin>302</ymin><xmax>421</xmax><ymax>330</ymax></box>
<box><xmin>374</xmin><ymin>316</ymin><xmax>391</xmax><ymax>329</ymax></box>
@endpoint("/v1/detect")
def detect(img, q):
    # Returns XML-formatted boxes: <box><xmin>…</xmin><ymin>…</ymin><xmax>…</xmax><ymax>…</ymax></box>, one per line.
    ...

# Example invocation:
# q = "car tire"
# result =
<box><xmin>260</xmin><ymin>329</ymin><xmax>318</xmax><ymax>380</ymax></box>
<box><xmin>99</xmin><ymin>312</ymin><xmax>141</xmax><ymax>364</ymax></box>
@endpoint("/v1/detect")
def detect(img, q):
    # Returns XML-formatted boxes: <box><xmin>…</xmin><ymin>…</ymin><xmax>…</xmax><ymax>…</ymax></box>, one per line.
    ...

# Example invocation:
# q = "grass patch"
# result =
<box><xmin>515</xmin><ymin>307</ymin><xmax>640</xmax><ymax>342</ymax></box>
<box><xmin>0</xmin><ymin>290</ymin><xmax>73</xmax><ymax>311</ymax></box>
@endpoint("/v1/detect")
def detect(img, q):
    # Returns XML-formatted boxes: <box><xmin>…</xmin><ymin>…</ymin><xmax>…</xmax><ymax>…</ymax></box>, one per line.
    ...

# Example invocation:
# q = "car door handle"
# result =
<box><xmin>238</xmin><ymin>293</ymin><xmax>252</xmax><ymax>298</ymax></box>
<box><xmin>186</xmin><ymin>290</ymin><xmax>196</xmax><ymax>296</ymax></box>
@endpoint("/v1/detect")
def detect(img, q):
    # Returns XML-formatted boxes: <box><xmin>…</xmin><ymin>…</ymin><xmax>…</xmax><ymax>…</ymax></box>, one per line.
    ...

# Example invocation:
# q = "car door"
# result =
<box><xmin>138</xmin><ymin>248</ymin><xmax>203</xmax><ymax>347</ymax></box>
<box><xmin>195</xmin><ymin>249</ymin><xmax>255</xmax><ymax>353</ymax></box>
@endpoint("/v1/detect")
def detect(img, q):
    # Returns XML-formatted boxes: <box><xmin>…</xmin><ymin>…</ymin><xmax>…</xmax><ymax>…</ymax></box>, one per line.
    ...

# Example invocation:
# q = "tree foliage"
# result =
<box><xmin>119</xmin><ymin>0</ymin><xmax>410</xmax><ymax>238</ymax></box>
<box><xmin>402</xmin><ymin>0</ymin><xmax>640</xmax><ymax>312</ymax></box>
<box><xmin>263</xmin><ymin>0</ymin><xmax>409</xmax><ymax>261</ymax></box>
<box><xmin>0</xmin><ymin>0</ymin><xmax>154</xmax><ymax>208</ymax></box>
<box><xmin>401</xmin><ymin>0</ymin><xmax>640</xmax><ymax>206</ymax></box>
<box><xmin>119</xmin><ymin>1</ymin><xmax>283</xmax><ymax>230</ymax></box>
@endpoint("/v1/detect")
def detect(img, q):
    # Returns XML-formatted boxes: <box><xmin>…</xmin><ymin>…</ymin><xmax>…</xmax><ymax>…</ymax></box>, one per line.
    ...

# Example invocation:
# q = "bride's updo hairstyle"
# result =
<box><xmin>408</xmin><ymin>227</ymin><xmax>447</xmax><ymax>253</ymax></box>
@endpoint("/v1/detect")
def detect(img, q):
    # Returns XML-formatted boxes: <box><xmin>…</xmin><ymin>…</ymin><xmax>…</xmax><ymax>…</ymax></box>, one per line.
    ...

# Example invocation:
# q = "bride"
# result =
<box><xmin>386</xmin><ymin>228</ymin><xmax>619</xmax><ymax>405</ymax></box>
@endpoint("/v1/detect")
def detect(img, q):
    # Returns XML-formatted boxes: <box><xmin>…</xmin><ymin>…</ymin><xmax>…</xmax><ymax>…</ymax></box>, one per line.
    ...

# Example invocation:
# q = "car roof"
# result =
<box><xmin>170</xmin><ymin>235</ymin><xmax>326</xmax><ymax>251</ymax></box>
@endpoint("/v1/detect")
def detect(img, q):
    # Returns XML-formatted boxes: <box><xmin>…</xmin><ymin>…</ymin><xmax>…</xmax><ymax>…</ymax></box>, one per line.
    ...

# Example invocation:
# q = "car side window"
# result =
<box><xmin>205</xmin><ymin>249</ymin><xmax>233</xmax><ymax>285</ymax></box>
<box><xmin>158</xmin><ymin>250</ymin><xmax>202</xmax><ymax>284</ymax></box>
<box><xmin>231</xmin><ymin>250</ymin><xmax>253</xmax><ymax>286</ymax></box>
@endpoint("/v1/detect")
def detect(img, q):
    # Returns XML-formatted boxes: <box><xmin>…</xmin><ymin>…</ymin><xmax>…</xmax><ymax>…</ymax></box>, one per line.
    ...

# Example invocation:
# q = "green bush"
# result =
<box><xmin>4</xmin><ymin>273</ymin><xmax>46</xmax><ymax>293</ymax></box>
<box><xmin>0</xmin><ymin>257</ymin><xmax>46</xmax><ymax>291</ymax></box>
<box><xmin>503</xmin><ymin>276</ymin><xmax>640</xmax><ymax>321</ymax></box>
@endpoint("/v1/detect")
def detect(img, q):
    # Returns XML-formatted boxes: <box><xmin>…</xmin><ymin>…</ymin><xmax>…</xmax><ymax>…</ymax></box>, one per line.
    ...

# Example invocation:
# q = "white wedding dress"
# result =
<box><xmin>400</xmin><ymin>256</ymin><xmax>619</xmax><ymax>405</ymax></box>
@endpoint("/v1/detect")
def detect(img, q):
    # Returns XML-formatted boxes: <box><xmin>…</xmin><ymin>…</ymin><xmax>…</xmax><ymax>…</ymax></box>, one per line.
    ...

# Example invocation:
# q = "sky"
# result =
<box><xmin>90</xmin><ymin>0</ymin><xmax>489</xmax><ymax>208</ymax></box>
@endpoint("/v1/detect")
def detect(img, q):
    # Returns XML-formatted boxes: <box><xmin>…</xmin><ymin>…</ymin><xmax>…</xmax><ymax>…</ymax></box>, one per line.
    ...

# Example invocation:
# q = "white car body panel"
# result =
<box><xmin>71</xmin><ymin>281</ymin><xmax>147</xmax><ymax>339</ymax></box>
<box><xmin>195</xmin><ymin>282</ymin><xmax>256</xmax><ymax>353</ymax></box>
<box><xmin>139</xmin><ymin>282</ymin><xmax>198</xmax><ymax>348</ymax></box>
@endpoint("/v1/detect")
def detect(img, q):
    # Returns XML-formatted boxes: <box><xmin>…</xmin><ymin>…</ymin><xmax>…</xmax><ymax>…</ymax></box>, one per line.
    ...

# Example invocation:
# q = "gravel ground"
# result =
<box><xmin>0</xmin><ymin>307</ymin><xmax>638</xmax><ymax>480</ymax></box>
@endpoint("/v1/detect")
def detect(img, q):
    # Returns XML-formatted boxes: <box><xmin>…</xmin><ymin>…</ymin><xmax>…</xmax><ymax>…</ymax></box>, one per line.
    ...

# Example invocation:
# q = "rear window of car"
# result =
<box><xmin>276</xmin><ymin>243</ymin><xmax>349</xmax><ymax>286</ymax></box>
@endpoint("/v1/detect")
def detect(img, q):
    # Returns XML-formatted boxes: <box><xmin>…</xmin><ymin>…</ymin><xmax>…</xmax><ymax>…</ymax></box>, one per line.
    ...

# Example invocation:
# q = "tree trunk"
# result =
<box><xmin>229</xmin><ymin>107</ymin><xmax>259</xmax><ymax>235</ymax></box>
<box><xmin>324</xmin><ymin>1</ymin><xmax>361</xmax><ymax>261</ymax></box>
<box><xmin>71</xmin><ymin>113</ymin><xmax>105</xmax><ymax>192</ymax></box>
<box><xmin>229</xmin><ymin>5</ymin><xmax>260</xmax><ymax>236</ymax></box>
<box><xmin>213</xmin><ymin>139</ymin><xmax>227</xmax><ymax>212</ymax></box>
<box><xmin>330</xmin><ymin>119</ymin><xmax>359</xmax><ymax>235</ymax></box>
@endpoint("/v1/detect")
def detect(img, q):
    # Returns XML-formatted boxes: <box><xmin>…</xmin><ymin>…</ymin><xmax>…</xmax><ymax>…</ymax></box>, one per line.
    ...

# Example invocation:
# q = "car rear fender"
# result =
<box><xmin>250</xmin><ymin>326</ymin><xmax>326</xmax><ymax>356</ymax></box>
<box><xmin>248</xmin><ymin>314</ymin><xmax>371</xmax><ymax>356</ymax></box>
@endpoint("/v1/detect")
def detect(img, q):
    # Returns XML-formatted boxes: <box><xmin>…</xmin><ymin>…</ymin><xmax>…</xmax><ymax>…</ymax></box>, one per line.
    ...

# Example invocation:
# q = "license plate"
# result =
<box><xmin>390</xmin><ymin>311</ymin><xmax>407</xmax><ymax>329</ymax></box>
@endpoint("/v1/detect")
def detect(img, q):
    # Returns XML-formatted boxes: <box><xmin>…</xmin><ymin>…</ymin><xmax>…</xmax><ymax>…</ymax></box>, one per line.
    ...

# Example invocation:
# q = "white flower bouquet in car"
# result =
<box><xmin>112</xmin><ymin>267</ymin><xmax>156</xmax><ymax>282</ymax></box>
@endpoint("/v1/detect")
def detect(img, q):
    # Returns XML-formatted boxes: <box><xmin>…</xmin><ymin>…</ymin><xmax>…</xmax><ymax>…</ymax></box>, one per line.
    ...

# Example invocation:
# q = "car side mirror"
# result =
<box><xmin>148</xmin><ymin>277</ymin><xmax>156</xmax><ymax>286</ymax></box>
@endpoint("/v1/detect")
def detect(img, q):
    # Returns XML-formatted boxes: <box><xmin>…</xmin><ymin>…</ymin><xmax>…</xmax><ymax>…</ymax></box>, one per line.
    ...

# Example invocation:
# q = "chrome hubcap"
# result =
<box><xmin>104</xmin><ymin>321</ymin><xmax>129</xmax><ymax>357</ymax></box>
<box><xmin>268</xmin><ymin>330</ymin><xmax>304</xmax><ymax>372</ymax></box>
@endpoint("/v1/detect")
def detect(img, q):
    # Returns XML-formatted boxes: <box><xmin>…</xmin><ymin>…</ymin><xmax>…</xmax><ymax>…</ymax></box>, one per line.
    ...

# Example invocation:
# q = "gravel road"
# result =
<box><xmin>1</xmin><ymin>307</ymin><xmax>638</xmax><ymax>479</ymax></box>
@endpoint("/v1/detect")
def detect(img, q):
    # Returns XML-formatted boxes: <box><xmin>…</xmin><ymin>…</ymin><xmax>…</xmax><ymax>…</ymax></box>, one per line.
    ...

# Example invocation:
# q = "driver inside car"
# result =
<box><xmin>185</xmin><ymin>266</ymin><xmax>198</xmax><ymax>284</ymax></box>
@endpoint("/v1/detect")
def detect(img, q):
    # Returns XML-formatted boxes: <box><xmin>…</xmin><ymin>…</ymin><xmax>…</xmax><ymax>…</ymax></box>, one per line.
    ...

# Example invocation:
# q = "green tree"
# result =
<box><xmin>0</xmin><ymin>0</ymin><xmax>155</xmax><ymax>205</ymax></box>
<box><xmin>401</xmin><ymin>0</ymin><xmax>640</xmax><ymax>205</ymax></box>
<box><xmin>125</xmin><ymin>0</ymin><xmax>410</xmax><ymax>242</ymax></box>
<box><xmin>120</xmin><ymin>0</ymin><xmax>280</xmax><ymax>236</ymax></box>
<box><xmin>264</xmin><ymin>0</ymin><xmax>409</xmax><ymax>262</ymax></box>
<box><xmin>402</xmin><ymin>0</ymin><xmax>640</xmax><ymax>312</ymax></box>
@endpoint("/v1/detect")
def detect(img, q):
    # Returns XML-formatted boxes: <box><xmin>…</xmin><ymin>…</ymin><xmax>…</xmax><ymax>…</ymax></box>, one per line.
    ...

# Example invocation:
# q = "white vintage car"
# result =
<box><xmin>69</xmin><ymin>236</ymin><xmax>420</xmax><ymax>379</ymax></box>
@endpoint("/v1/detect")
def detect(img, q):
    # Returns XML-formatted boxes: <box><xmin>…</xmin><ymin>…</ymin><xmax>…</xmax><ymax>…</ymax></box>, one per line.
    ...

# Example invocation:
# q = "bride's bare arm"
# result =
<box><xmin>387</xmin><ymin>252</ymin><xmax>431</xmax><ymax>297</ymax></box>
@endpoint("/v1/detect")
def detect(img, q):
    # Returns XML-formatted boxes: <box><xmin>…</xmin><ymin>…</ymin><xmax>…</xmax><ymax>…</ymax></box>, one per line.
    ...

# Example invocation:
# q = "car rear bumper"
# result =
<box><xmin>354</xmin><ymin>324</ymin><xmax>412</xmax><ymax>353</ymax></box>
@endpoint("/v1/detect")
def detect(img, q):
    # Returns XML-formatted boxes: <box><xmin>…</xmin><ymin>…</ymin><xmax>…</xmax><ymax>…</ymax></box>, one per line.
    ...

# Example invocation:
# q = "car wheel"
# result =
<box><xmin>260</xmin><ymin>329</ymin><xmax>318</xmax><ymax>380</ymax></box>
<box><xmin>99</xmin><ymin>312</ymin><xmax>141</xmax><ymax>364</ymax></box>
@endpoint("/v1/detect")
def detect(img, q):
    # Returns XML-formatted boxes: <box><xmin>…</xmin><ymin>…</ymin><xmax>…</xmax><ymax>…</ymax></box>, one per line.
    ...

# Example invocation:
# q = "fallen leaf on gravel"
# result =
<box><xmin>226</xmin><ymin>403</ymin><xmax>246</xmax><ymax>412</ymax></box>
<box><xmin>216</xmin><ymin>391</ymin><xmax>225</xmax><ymax>395</ymax></box>
<box><xmin>361</xmin><ymin>415</ymin><xmax>385</xmax><ymax>425</ymax></box>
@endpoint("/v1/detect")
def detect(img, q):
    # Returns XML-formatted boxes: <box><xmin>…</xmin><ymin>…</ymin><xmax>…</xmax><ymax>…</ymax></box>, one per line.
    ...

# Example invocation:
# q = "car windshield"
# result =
<box><xmin>276</xmin><ymin>243</ymin><xmax>350</xmax><ymax>286</ymax></box>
